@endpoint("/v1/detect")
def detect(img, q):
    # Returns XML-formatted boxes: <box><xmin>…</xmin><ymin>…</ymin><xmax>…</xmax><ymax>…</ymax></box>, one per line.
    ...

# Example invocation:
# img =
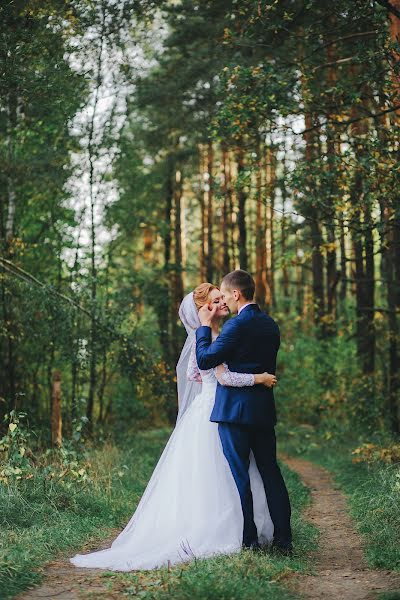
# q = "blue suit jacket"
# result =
<box><xmin>196</xmin><ymin>304</ymin><xmax>280</xmax><ymax>428</ymax></box>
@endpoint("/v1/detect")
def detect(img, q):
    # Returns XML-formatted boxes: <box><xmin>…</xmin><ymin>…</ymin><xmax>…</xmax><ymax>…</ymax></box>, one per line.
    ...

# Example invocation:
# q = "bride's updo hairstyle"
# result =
<box><xmin>193</xmin><ymin>283</ymin><xmax>218</xmax><ymax>311</ymax></box>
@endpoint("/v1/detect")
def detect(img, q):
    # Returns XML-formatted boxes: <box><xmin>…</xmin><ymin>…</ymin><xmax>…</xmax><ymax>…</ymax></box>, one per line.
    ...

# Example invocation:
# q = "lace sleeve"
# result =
<box><xmin>187</xmin><ymin>343</ymin><xmax>202</xmax><ymax>382</ymax></box>
<box><xmin>215</xmin><ymin>363</ymin><xmax>255</xmax><ymax>387</ymax></box>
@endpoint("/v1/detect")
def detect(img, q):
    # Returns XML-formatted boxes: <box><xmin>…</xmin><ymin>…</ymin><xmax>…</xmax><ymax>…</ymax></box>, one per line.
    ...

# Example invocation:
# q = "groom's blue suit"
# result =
<box><xmin>196</xmin><ymin>304</ymin><xmax>292</xmax><ymax>548</ymax></box>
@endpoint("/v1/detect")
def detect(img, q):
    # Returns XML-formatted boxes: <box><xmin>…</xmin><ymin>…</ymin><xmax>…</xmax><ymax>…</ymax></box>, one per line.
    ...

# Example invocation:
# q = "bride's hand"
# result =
<box><xmin>254</xmin><ymin>372</ymin><xmax>277</xmax><ymax>388</ymax></box>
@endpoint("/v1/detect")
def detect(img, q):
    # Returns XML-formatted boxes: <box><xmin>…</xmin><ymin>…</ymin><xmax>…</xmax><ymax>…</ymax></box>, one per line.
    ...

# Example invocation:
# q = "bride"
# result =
<box><xmin>69</xmin><ymin>283</ymin><xmax>275</xmax><ymax>571</ymax></box>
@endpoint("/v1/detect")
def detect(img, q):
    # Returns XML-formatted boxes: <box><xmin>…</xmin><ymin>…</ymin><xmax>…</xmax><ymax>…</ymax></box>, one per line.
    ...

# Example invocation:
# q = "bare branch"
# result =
<box><xmin>313</xmin><ymin>56</ymin><xmax>359</xmax><ymax>71</ymax></box>
<box><xmin>314</xmin><ymin>31</ymin><xmax>379</xmax><ymax>51</ymax></box>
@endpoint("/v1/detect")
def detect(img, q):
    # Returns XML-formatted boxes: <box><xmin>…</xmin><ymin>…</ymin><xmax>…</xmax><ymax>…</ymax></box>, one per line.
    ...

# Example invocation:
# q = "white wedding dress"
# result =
<box><xmin>69</xmin><ymin>367</ymin><xmax>274</xmax><ymax>571</ymax></box>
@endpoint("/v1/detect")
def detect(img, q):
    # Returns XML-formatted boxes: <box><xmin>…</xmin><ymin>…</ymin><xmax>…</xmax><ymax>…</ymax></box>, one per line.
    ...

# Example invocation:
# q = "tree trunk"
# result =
<box><xmin>5</xmin><ymin>88</ymin><xmax>18</xmax><ymax>246</ymax></box>
<box><xmin>303</xmin><ymin>110</ymin><xmax>325</xmax><ymax>329</ymax></box>
<box><xmin>255</xmin><ymin>136</ymin><xmax>267</xmax><ymax>308</ymax></box>
<box><xmin>0</xmin><ymin>88</ymin><xmax>20</xmax><ymax>417</ymax></box>
<box><xmin>86</xmin><ymin>6</ymin><xmax>106</xmax><ymax>434</ymax></box>
<box><xmin>143</xmin><ymin>226</ymin><xmax>153</xmax><ymax>263</ymax></box>
<box><xmin>206</xmin><ymin>140</ymin><xmax>214</xmax><ymax>282</ymax></box>
<box><xmin>388</xmin><ymin>0</ymin><xmax>400</xmax><ymax>115</ymax></box>
<box><xmin>158</xmin><ymin>154</ymin><xmax>175</xmax><ymax>364</ymax></box>
<box><xmin>221</xmin><ymin>145</ymin><xmax>232</xmax><ymax>274</ymax></box>
<box><xmin>51</xmin><ymin>371</ymin><xmax>62</xmax><ymax>448</ymax></box>
<box><xmin>170</xmin><ymin>168</ymin><xmax>185</xmax><ymax>364</ymax></box>
<box><xmin>324</xmin><ymin>16</ymin><xmax>339</xmax><ymax>331</ymax></box>
<box><xmin>280</xmin><ymin>156</ymin><xmax>290</xmax><ymax>309</ymax></box>
<box><xmin>236</xmin><ymin>144</ymin><xmax>248</xmax><ymax>270</ymax></box>
<box><xmin>376</xmin><ymin>136</ymin><xmax>400</xmax><ymax>432</ymax></box>
<box><xmin>349</xmin><ymin>71</ymin><xmax>375</xmax><ymax>374</ymax></box>
<box><xmin>295</xmin><ymin>229</ymin><xmax>305</xmax><ymax>317</ymax></box>
<box><xmin>199</xmin><ymin>146</ymin><xmax>207</xmax><ymax>280</ymax></box>
<box><xmin>265</xmin><ymin>145</ymin><xmax>276</xmax><ymax>310</ymax></box>
<box><xmin>300</xmin><ymin>40</ymin><xmax>326</xmax><ymax>331</ymax></box>
<box><xmin>386</xmin><ymin>216</ymin><xmax>400</xmax><ymax>433</ymax></box>
<box><xmin>339</xmin><ymin>212</ymin><xmax>347</xmax><ymax>302</ymax></box>
<box><xmin>173</xmin><ymin>169</ymin><xmax>184</xmax><ymax>307</ymax></box>
<box><xmin>164</xmin><ymin>155</ymin><xmax>174</xmax><ymax>268</ymax></box>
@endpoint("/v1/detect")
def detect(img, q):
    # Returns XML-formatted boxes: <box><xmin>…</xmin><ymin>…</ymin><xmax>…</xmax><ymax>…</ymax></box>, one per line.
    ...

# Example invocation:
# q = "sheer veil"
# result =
<box><xmin>176</xmin><ymin>291</ymin><xmax>202</xmax><ymax>421</ymax></box>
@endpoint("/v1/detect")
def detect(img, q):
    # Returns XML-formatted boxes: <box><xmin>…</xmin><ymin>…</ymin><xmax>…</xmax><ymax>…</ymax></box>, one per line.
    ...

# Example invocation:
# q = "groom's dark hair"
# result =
<box><xmin>221</xmin><ymin>270</ymin><xmax>255</xmax><ymax>301</ymax></box>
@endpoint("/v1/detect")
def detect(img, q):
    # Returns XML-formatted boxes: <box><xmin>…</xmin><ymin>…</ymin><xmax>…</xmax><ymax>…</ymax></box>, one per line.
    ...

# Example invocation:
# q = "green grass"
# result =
<box><xmin>277</xmin><ymin>424</ymin><xmax>400</xmax><ymax>571</ymax></box>
<box><xmin>377</xmin><ymin>593</ymin><xmax>400</xmax><ymax>600</ymax></box>
<box><xmin>100</xmin><ymin>549</ymin><xmax>297</xmax><ymax>600</ymax></box>
<box><xmin>0</xmin><ymin>429</ymin><xmax>172</xmax><ymax>599</ymax></box>
<box><xmin>0</xmin><ymin>428</ymin><xmax>317</xmax><ymax>600</ymax></box>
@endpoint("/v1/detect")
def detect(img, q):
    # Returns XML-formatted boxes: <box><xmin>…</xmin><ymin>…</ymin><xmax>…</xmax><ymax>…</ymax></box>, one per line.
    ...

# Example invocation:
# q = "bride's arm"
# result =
<box><xmin>215</xmin><ymin>364</ymin><xmax>277</xmax><ymax>388</ymax></box>
<box><xmin>187</xmin><ymin>343</ymin><xmax>202</xmax><ymax>382</ymax></box>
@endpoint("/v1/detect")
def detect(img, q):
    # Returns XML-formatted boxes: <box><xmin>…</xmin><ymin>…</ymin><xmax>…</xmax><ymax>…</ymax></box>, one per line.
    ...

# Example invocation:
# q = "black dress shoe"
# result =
<box><xmin>242</xmin><ymin>541</ymin><xmax>261</xmax><ymax>552</ymax></box>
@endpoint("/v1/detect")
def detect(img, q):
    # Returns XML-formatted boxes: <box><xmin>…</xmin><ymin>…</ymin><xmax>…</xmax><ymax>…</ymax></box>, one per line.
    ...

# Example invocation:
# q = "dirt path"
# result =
<box><xmin>284</xmin><ymin>455</ymin><xmax>400</xmax><ymax>600</ymax></box>
<box><xmin>15</xmin><ymin>457</ymin><xmax>400</xmax><ymax>600</ymax></box>
<box><xmin>14</xmin><ymin>529</ymin><xmax>125</xmax><ymax>600</ymax></box>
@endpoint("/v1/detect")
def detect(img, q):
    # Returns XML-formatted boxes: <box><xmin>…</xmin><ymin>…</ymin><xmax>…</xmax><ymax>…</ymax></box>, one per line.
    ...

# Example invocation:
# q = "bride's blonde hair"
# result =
<box><xmin>193</xmin><ymin>282</ymin><xmax>218</xmax><ymax>311</ymax></box>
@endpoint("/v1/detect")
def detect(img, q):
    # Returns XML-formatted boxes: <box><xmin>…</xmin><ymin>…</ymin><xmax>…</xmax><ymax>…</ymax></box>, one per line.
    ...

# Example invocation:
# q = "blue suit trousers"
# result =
<box><xmin>218</xmin><ymin>422</ymin><xmax>292</xmax><ymax>548</ymax></box>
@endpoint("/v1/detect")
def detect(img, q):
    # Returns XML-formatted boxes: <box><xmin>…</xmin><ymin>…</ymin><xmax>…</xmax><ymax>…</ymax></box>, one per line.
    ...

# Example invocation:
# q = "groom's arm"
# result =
<box><xmin>196</xmin><ymin>319</ymin><xmax>239</xmax><ymax>370</ymax></box>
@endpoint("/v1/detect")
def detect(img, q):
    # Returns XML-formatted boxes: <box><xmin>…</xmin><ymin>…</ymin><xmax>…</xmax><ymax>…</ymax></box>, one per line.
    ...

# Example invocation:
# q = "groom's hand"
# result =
<box><xmin>198</xmin><ymin>303</ymin><xmax>218</xmax><ymax>327</ymax></box>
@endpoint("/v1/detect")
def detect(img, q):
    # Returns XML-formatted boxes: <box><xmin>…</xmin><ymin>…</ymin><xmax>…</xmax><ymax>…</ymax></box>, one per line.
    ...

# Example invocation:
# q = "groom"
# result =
<box><xmin>196</xmin><ymin>269</ymin><xmax>292</xmax><ymax>554</ymax></box>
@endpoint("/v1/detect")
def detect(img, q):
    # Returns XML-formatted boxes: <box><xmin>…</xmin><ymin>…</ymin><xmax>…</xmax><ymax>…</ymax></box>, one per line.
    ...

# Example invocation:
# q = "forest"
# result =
<box><xmin>0</xmin><ymin>1</ymin><xmax>400</xmax><ymax>598</ymax></box>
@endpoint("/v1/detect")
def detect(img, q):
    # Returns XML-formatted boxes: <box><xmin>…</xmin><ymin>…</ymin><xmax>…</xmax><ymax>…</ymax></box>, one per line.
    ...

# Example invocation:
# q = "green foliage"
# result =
<box><xmin>0</xmin><ymin>410</ymin><xmax>34</xmax><ymax>484</ymax></box>
<box><xmin>0</xmin><ymin>409</ymin><xmax>93</xmax><ymax>487</ymax></box>
<box><xmin>0</xmin><ymin>269</ymin><xmax>176</xmax><ymax>435</ymax></box>
<box><xmin>276</xmin><ymin>315</ymin><xmax>393</xmax><ymax>434</ymax></box>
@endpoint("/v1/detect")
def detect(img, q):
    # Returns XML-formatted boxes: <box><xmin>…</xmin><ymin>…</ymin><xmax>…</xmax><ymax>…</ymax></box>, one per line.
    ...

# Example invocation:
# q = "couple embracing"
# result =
<box><xmin>70</xmin><ymin>270</ymin><xmax>292</xmax><ymax>571</ymax></box>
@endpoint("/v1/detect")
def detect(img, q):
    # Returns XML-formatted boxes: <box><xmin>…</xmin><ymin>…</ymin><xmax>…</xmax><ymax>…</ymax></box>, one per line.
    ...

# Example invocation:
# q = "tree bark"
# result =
<box><xmin>324</xmin><ymin>17</ymin><xmax>339</xmax><ymax>330</ymax></box>
<box><xmin>339</xmin><ymin>212</ymin><xmax>348</xmax><ymax>302</ymax></box>
<box><xmin>303</xmin><ymin>110</ymin><xmax>326</xmax><ymax>329</ymax></box>
<box><xmin>206</xmin><ymin>140</ymin><xmax>214</xmax><ymax>282</ymax></box>
<box><xmin>5</xmin><ymin>88</ymin><xmax>18</xmax><ymax>246</ymax></box>
<box><xmin>158</xmin><ymin>153</ymin><xmax>175</xmax><ymax>364</ymax></box>
<box><xmin>388</xmin><ymin>0</ymin><xmax>400</xmax><ymax>115</ymax></box>
<box><xmin>221</xmin><ymin>144</ymin><xmax>232</xmax><ymax>274</ymax></box>
<box><xmin>255</xmin><ymin>136</ymin><xmax>267</xmax><ymax>308</ymax></box>
<box><xmin>199</xmin><ymin>145</ymin><xmax>207</xmax><ymax>280</ymax></box>
<box><xmin>236</xmin><ymin>143</ymin><xmax>248</xmax><ymax>271</ymax></box>
<box><xmin>86</xmin><ymin>5</ymin><xmax>107</xmax><ymax>434</ymax></box>
<box><xmin>164</xmin><ymin>155</ymin><xmax>174</xmax><ymax>268</ymax></box>
<box><xmin>376</xmin><ymin>98</ymin><xmax>400</xmax><ymax>432</ymax></box>
<box><xmin>265</xmin><ymin>145</ymin><xmax>276</xmax><ymax>310</ymax></box>
<box><xmin>280</xmin><ymin>156</ymin><xmax>290</xmax><ymax>309</ymax></box>
<box><xmin>173</xmin><ymin>169</ymin><xmax>184</xmax><ymax>307</ymax></box>
<box><xmin>349</xmin><ymin>70</ymin><xmax>376</xmax><ymax>374</ymax></box>
<box><xmin>51</xmin><ymin>370</ymin><xmax>62</xmax><ymax>448</ymax></box>
<box><xmin>170</xmin><ymin>168</ymin><xmax>185</xmax><ymax>364</ymax></box>
<box><xmin>299</xmin><ymin>39</ymin><xmax>326</xmax><ymax>331</ymax></box>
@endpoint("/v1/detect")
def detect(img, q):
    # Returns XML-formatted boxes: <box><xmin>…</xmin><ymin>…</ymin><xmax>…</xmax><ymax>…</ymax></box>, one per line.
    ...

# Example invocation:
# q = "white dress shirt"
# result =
<box><xmin>238</xmin><ymin>302</ymin><xmax>256</xmax><ymax>315</ymax></box>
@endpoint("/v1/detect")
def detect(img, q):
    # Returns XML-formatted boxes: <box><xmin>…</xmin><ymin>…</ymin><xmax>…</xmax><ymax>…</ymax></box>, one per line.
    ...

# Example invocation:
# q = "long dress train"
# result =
<box><xmin>69</xmin><ymin>370</ymin><xmax>273</xmax><ymax>571</ymax></box>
